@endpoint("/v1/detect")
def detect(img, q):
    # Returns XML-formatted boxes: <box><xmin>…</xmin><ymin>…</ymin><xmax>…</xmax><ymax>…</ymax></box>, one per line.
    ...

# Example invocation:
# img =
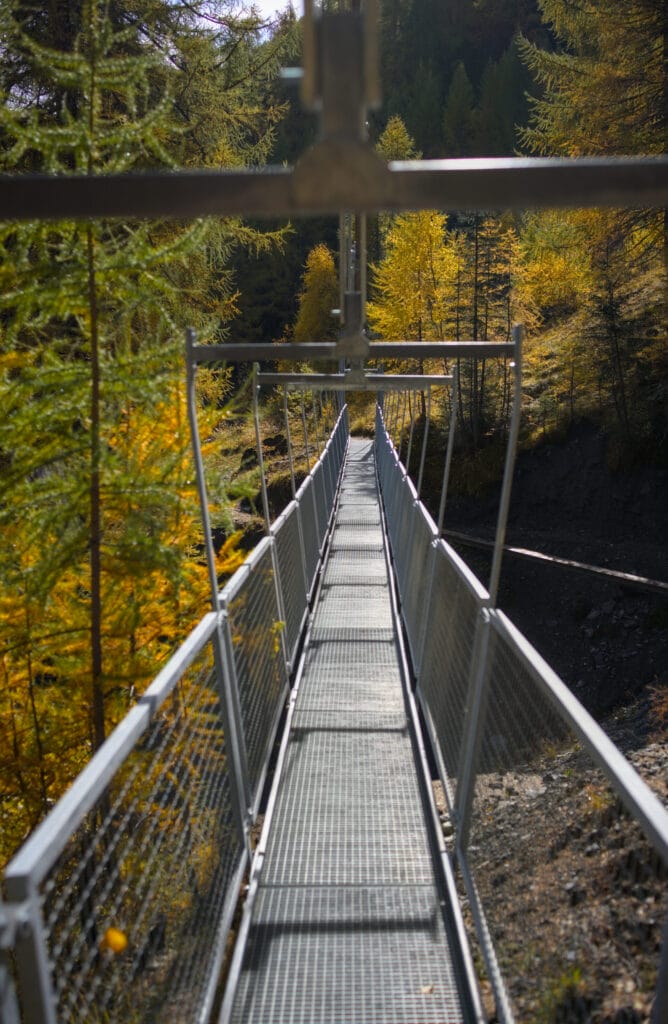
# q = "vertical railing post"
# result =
<box><xmin>185</xmin><ymin>329</ymin><xmax>252</xmax><ymax>854</ymax></box>
<box><xmin>8</xmin><ymin>892</ymin><xmax>56</xmax><ymax>1024</ymax></box>
<box><xmin>0</xmin><ymin>915</ymin><xmax>20</xmax><ymax>1024</ymax></box>
<box><xmin>185</xmin><ymin>328</ymin><xmax>222</xmax><ymax>615</ymax></box>
<box><xmin>455</xmin><ymin>327</ymin><xmax>523</xmax><ymax>849</ymax></box>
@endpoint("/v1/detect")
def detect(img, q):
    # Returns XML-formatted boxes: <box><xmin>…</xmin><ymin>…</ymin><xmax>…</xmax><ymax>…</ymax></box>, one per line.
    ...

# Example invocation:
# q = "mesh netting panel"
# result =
<box><xmin>37</xmin><ymin>644</ymin><xmax>242</xmax><ymax>1024</ymax></box>
<box><xmin>467</xmin><ymin>614</ymin><xmax>668</xmax><ymax>1022</ymax></box>
<box><xmin>297</xmin><ymin>477</ymin><xmax>320</xmax><ymax>596</ymax></box>
<box><xmin>418</xmin><ymin>543</ymin><xmax>488</xmax><ymax>792</ymax></box>
<box><xmin>272</xmin><ymin>503</ymin><xmax>308</xmax><ymax>667</ymax></box>
<box><xmin>225</xmin><ymin>543</ymin><xmax>288</xmax><ymax>801</ymax></box>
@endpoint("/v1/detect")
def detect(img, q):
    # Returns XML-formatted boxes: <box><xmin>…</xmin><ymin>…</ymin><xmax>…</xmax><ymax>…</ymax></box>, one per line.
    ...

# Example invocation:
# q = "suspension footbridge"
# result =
<box><xmin>2</xmin><ymin>4</ymin><xmax>668</xmax><ymax>1022</ymax></box>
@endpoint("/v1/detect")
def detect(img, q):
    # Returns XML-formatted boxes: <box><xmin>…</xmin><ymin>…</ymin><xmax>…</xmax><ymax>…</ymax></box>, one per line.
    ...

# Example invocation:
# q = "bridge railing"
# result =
<box><xmin>0</xmin><ymin>405</ymin><xmax>349</xmax><ymax>1024</ymax></box>
<box><xmin>375</xmin><ymin>402</ymin><xmax>668</xmax><ymax>1024</ymax></box>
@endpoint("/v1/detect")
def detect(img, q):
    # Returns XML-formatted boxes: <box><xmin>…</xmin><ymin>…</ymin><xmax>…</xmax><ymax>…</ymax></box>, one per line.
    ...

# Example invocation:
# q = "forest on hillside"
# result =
<box><xmin>0</xmin><ymin>0</ymin><xmax>665</xmax><ymax>867</ymax></box>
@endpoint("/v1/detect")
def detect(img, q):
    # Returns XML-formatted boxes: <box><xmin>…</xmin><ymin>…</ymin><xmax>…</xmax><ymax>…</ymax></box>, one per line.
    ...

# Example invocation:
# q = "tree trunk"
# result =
<box><xmin>87</xmin><ymin>226</ymin><xmax>105</xmax><ymax>753</ymax></box>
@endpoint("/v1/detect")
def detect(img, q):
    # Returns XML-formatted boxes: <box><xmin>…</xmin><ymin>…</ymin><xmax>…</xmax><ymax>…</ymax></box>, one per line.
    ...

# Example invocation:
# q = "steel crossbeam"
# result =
<box><xmin>257</xmin><ymin>371</ymin><xmax>454</xmax><ymax>391</ymax></box>
<box><xmin>1</xmin><ymin>156</ymin><xmax>666</xmax><ymax>221</ymax></box>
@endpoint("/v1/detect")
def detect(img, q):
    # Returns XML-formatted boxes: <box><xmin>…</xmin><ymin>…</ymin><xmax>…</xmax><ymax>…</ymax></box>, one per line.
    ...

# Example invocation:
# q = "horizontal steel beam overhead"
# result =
<box><xmin>1</xmin><ymin>156</ymin><xmax>666</xmax><ymax>221</ymax></box>
<box><xmin>257</xmin><ymin>372</ymin><xmax>454</xmax><ymax>391</ymax></box>
<box><xmin>369</xmin><ymin>341</ymin><xmax>515</xmax><ymax>359</ymax></box>
<box><xmin>189</xmin><ymin>340</ymin><xmax>515</xmax><ymax>364</ymax></box>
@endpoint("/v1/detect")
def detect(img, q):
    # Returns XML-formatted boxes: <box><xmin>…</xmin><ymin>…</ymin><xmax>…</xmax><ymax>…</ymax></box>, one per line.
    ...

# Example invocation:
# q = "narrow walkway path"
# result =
<box><xmin>227</xmin><ymin>439</ymin><xmax>469</xmax><ymax>1023</ymax></box>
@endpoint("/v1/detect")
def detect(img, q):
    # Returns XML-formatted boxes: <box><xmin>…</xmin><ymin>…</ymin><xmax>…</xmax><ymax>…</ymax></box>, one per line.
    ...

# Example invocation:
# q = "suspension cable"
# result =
<box><xmin>416</xmin><ymin>386</ymin><xmax>431</xmax><ymax>500</ymax></box>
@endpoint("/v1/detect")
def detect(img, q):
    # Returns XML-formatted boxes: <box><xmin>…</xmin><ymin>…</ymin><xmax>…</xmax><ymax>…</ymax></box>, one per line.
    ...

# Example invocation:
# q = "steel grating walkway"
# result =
<box><xmin>226</xmin><ymin>439</ymin><xmax>473</xmax><ymax>1024</ymax></box>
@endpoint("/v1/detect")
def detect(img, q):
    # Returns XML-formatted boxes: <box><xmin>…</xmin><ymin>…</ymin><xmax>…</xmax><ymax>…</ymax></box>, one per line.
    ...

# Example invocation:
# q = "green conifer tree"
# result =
<box><xmin>518</xmin><ymin>0</ymin><xmax>666</xmax><ymax>439</ymax></box>
<box><xmin>0</xmin><ymin>0</ymin><xmax>288</xmax><ymax>865</ymax></box>
<box><xmin>442</xmin><ymin>62</ymin><xmax>477</xmax><ymax>156</ymax></box>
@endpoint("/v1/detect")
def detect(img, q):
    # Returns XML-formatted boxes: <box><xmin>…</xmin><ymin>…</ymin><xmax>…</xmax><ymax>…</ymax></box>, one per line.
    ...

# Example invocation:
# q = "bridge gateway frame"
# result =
<box><xmin>2</xmin><ymin>2</ymin><xmax>668</xmax><ymax>1023</ymax></box>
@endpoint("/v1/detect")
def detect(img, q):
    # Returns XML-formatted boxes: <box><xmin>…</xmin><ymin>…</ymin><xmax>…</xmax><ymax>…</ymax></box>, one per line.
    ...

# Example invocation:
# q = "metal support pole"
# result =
<box><xmin>488</xmin><ymin>325</ymin><xmax>523</xmax><ymax>606</ymax></box>
<box><xmin>437</xmin><ymin>367</ymin><xmax>459</xmax><ymax>536</ymax></box>
<box><xmin>11</xmin><ymin>894</ymin><xmax>57</xmax><ymax>1024</ymax></box>
<box><xmin>416</xmin><ymin>386</ymin><xmax>431</xmax><ymax>499</ymax></box>
<box><xmin>0</xmin><ymin>929</ymin><xmax>20</xmax><ymax>1024</ymax></box>
<box><xmin>186</xmin><ymin>333</ymin><xmax>252</xmax><ymax>852</ymax></box>
<box><xmin>186</xmin><ymin>328</ymin><xmax>221</xmax><ymax>615</ymax></box>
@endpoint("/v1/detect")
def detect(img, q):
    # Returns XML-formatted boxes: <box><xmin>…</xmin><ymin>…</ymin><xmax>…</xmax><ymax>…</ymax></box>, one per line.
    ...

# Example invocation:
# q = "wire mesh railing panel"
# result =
<box><xmin>400</xmin><ymin>502</ymin><xmax>437</xmax><ymax>676</ymax></box>
<box><xmin>9</xmin><ymin>635</ymin><xmax>243</xmax><ymax>1024</ymax></box>
<box><xmin>296</xmin><ymin>476</ymin><xmax>320</xmax><ymax>597</ymax></box>
<box><xmin>466</xmin><ymin>613</ymin><xmax>668</xmax><ymax>1023</ymax></box>
<box><xmin>223</xmin><ymin>540</ymin><xmax>288</xmax><ymax>803</ymax></box>
<box><xmin>418</xmin><ymin>543</ymin><xmax>489</xmax><ymax>796</ymax></box>
<box><xmin>271</xmin><ymin>501</ymin><xmax>308</xmax><ymax>669</ymax></box>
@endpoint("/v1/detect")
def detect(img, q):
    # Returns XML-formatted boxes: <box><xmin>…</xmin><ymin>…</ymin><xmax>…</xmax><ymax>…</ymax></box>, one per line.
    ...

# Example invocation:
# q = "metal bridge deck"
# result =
<box><xmin>226</xmin><ymin>439</ymin><xmax>471</xmax><ymax>1023</ymax></box>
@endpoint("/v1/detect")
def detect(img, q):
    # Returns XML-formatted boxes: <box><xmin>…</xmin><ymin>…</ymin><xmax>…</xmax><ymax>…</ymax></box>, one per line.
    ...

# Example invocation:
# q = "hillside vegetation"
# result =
<box><xmin>0</xmin><ymin>0</ymin><xmax>665</xmax><ymax>868</ymax></box>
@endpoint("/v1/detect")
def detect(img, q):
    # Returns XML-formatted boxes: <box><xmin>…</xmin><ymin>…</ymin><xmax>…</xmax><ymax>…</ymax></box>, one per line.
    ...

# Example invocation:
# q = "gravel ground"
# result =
<box><xmin>433</xmin><ymin>708</ymin><xmax>667</xmax><ymax>1023</ymax></box>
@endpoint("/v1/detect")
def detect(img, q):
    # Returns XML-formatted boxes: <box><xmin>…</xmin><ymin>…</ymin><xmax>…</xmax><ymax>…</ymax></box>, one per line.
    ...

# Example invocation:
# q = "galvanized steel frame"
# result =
<box><xmin>2</xmin><ymin>156</ymin><xmax>665</xmax><ymax>223</ymax></box>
